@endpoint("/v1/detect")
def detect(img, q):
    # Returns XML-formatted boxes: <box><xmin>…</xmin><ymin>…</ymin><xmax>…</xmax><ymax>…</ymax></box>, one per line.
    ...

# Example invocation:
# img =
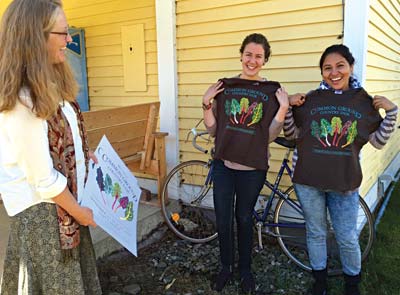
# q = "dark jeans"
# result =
<box><xmin>213</xmin><ymin>159</ymin><xmax>266</xmax><ymax>276</ymax></box>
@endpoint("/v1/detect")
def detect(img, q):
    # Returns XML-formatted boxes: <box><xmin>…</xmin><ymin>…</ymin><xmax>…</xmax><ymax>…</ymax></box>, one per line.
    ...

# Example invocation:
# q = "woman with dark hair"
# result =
<box><xmin>0</xmin><ymin>0</ymin><xmax>101</xmax><ymax>294</ymax></box>
<box><xmin>285</xmin><ymin>44</ymin><xmax>398</xmax><ymax>295</ymax></box>
<box><xmin>203</xmin><ymin>33</ymin><xmax>289</xmax><ymax>293</ymax></box>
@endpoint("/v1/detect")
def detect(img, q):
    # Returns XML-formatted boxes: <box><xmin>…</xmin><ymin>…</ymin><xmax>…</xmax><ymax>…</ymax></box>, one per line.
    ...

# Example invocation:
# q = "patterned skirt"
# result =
<box><xmin>0</xmin><ymin>202</ymin><xmax>102</xmax><ymax>295</ymax></box>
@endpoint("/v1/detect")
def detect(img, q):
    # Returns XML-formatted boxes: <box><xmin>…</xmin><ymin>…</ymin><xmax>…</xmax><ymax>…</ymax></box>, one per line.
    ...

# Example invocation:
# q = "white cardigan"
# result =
<box><xmin>0</xmin><ymin>88</ymin><xmax>85</xmax><ymax>216</ymax></box>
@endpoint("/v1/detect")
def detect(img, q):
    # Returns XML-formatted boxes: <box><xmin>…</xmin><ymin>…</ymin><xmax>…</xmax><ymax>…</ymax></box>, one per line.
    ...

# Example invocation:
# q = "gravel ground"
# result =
<box><xmin>97</xmin><ymin>226</ymin><xmax>313</xmax><ymax>295</ymax></box>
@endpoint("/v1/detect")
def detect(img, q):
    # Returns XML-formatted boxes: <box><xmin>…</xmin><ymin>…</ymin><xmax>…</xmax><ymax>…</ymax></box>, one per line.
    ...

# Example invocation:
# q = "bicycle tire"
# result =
<box><xmin>274</xmin><ymin>187</ymin><xmax>375</xmax><ymax>276</ymax></box>
<box><xmin>160</xmin><ymin>160</ymin><xmax>218</xmax><ymax>243</ymax></box>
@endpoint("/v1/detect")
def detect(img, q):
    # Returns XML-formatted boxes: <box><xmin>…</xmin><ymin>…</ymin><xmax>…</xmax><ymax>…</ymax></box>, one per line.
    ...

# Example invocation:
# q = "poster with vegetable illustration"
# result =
<box><xmin>82</xmin><ymin>136</ymin><xmax>141</xmax><ymax>256</ymax></box>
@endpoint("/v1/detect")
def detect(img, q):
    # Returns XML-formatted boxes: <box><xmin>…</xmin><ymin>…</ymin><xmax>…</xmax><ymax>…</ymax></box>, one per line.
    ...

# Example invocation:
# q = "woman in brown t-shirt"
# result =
<box><xmin>203</xmin><ymin>33</ymin><xmax>289</xmax><ymax>293</ymax></box>
<box><xmin>284</xmin><ymin>44</ymin><xmax>398</xmax><ymax>295</ymax></box>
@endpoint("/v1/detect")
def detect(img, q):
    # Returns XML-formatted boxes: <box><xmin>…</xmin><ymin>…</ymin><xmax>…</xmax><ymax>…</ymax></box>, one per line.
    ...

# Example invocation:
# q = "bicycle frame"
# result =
<box><xmin>253</xmin><ymin>148</ymin><xmax>303</xmax><ymax>225</ymax></box>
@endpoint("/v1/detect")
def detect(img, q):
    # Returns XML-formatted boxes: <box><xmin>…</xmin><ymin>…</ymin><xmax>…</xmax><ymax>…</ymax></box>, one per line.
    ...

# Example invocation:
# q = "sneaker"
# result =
<box><xmin>240</xmin><ymin>273</ymin><xmax>255</xmax><ymax>294</ymax></box>
<box><xmin>211</xmin><ymin>268</ymin><xmax>233</xmax><ymax>292</ymax></box>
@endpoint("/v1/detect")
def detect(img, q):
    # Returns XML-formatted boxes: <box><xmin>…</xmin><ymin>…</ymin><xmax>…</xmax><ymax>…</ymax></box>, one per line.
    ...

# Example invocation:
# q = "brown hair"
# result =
<box><xmin>0</xmin><ymin>0</ymin><xmax>78</xmax><ymax>119</ymax></box>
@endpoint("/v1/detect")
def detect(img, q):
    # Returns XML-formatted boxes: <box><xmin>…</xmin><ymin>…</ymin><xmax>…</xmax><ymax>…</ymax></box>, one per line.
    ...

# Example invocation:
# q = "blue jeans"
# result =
<box><xmin>294</xmin><ymin>183</ymin><xmax>361</xmax><ymax>276</ymax></box>
<box><xmin>213</xmin><ymin>159</ymin><xmax>266</xmax><ymax>276</ymax></box>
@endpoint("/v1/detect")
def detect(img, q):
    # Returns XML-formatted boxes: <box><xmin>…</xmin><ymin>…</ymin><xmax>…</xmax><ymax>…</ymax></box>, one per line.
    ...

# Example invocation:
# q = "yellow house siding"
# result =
<box><xmin>362</xmin><ymin>0</ymin><xmax>400</xmax><ymax>195</ymax></box>
<box><xmin>176</xmin><ymin>0</ymin><xmax>343</xmax><ymax>188</ymax></box>
<box><xmin>64</xmin><ymin>0</ymin><xmax>158</xmax><ymax>110</ymax></box>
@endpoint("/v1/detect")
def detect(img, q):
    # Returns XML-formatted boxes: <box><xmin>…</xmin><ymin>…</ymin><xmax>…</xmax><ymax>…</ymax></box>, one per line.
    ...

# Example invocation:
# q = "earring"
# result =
<box><xmin>240</xmin><ymin>59</ymin><xmax>242</xmax><ymax>62</ymax></box>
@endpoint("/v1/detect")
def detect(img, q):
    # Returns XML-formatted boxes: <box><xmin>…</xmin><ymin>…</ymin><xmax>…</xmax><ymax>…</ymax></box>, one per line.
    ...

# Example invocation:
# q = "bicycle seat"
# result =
<box><xmin>274</xmin><ymin>137</ymin><xmax>296</xmax><ymax>149</ymax></box>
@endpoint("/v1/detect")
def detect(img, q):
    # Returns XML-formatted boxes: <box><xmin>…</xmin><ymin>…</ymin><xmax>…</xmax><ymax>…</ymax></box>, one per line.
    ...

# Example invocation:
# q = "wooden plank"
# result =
<box><xmin>176</xmin><ymin>0</ymin><xmax>257</xmax><ymax>13</ymax></box>
<box><xmin>84</xmin><ymin>19</ymin><xmax>155</xmax><ymax>37</ymax></box>
<box><xmin>366</xmin><ymin>52</ymin><xmax>400</xmax><ymax>72</ymax></box>
<box><xmin>87</xmin><ymin>52</ymin><xmax>156</xmax><ymax>68</ymax></box>
<box><xmin>177</xmin><ymin>1</ymin><xmax>341</xmax><ymax>25</ymax></box>
<box><xmin>87</xmin><ymin>64</ymin><xmax>158</xmax><ymax>77</ymax></box>
<box><xmin>85</xmin><ymin>121</ymin><xmax>148</xmax><ymax>147</ymax></box>
<box><xmin>88</xmin><ymin>85</ymin><xmax>158</xmax><ymax>97</ymax></box>
<box><xmin>85</xmin><ymin>28</ymin><xmax>156</xmax><ymax>48</ymax></box>
<box><xmin>142</xmin><ymin>104</ymin><xmax>157</xmax><ymax>169</ymax></box>
<box><xmin>370</xmin><ymin>1</ymin><xmax>400</xmax><ymax>34</ymax></box>
<box><xmin>68</xmin><ymin>7</ymin><xmax>155</xmax><ymax>28</ymax></box>
<box><xmin>177</xmin><ymin>6</ymin><xmax>342</xmax><ymax>38</ymax></box>
<box><xmin>368</xmin><ymin>20</ymin><xmax>400</xmax><ymax>52</ymax></box>
<box><xmin>111</xmin><ymin>137</ymin><xmax>146</xmax><ymax>159</ymax></box>
<box><xmin>86</xmin><ymin>41</ymin><xmax>156</xmax><ymax>57</ymax></box>
<box><xmin>367</xmin><ymin>37</ymin><xmax>400</xmax><ymax>63</ymax></box>
<box><xmin>65</xmin><ymin>0</ymin><xmax>152</xmax><ymax>19</ymax></box>
<box><xmin>365</xmin><ymin>66</ymin><xmax>400</xmax><ymax>81</ymax></box>
<box><xmin>89</xmin><ymin>97</ymin><xmax>159</xmax><ymax>109</ymax></box>
<box><xmin>83</xmin><ymin>103</ymin><xmax>158</xmax><ymax>128</ymax></box>
<box><xmin>89</xmin><ymin>74</ymin><xmax>158</xmax><ymax>87</ymax></box>
<box><xmin>177</xmin><ymin>21</ymin><xmax>342</xmax><ymax>49</ymax></box>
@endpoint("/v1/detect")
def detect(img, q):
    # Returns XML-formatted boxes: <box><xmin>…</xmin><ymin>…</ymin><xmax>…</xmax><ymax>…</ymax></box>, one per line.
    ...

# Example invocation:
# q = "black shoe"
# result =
<box><xmin>240</xmin><ymin>273</ymin><xmax>255</xmax><ymax>294</ymax></box>
<box><xmin>312</xmin><ymin>268</ymin><xmax>328</xmax><ymax>295</ymax></box>
<box><xmin>344</xmin><ymin>273</ymin><xmax>361</xmax><ymax>295</ymax></box>
<box><xmin>211</xmin><ymin>268</ymin><xmax>233</xmax><ymax>292</ymax></box>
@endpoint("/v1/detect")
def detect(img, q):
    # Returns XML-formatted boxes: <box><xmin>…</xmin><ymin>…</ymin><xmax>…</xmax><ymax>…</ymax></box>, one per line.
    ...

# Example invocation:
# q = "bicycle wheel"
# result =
<box><xmin>274</xmin><ymin>188</ymin><xmax>375</xmax><ymax>276</ymax></box>
<box><xmin>160</xmin><ymin>160</ymin><xmax>218</xmax><ymax>243</ymax></box>
<box><xmin>273</xmin><ymin>186</ymin><xmax>309</xmax><ymax>271</ymax></box>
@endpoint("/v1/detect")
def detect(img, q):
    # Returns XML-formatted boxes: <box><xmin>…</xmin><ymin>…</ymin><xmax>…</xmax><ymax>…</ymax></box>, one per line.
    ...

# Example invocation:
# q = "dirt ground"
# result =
<box><xmin>97</xmin><ymin>227</ymin><xmax>312</xmax><ymax>295</ymax></box>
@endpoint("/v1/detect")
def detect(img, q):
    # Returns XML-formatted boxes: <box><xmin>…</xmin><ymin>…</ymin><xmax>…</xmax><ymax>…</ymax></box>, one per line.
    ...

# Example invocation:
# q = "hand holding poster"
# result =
<box><xmin>82</xmin><ymin>136</ymin><xmax>141</xmax><ymax>256</ymax></box>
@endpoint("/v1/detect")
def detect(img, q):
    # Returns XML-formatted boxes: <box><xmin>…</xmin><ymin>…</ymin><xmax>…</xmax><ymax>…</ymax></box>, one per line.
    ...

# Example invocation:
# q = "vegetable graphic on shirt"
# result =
<box><xmin>95</xmin><ymin>167</ymin><xmax>107</xmax><ymax>205</ymax></box>
<box><xmin>111</xmin><ymin>182</ymin><xmax>122</xmax><ymax>210</ymax></box>
<box><xmin>311</xmin><ymin>120</ymin><xmax>327</xmax><ymax>147</ymax></box>
<box><xmin>239</xmin><ymin>97</ymin><xmax>250</xmax><ymax>124</ymax></box>
<box><xmin>330</xmin><ymin>117</ymin><xmax>343</xmax><ymax>146</ymax></box>
<box><xmin>114</xmin><ymin>196</ymin><xmax>129</xmax><ymax>212</ymax></box>
<box><xmin>341</xmin><ymin>121</ymin><xmax>358</xmax><ymax>148</ymax></box>
<box><xmin>320</xmin><ymin>118</ymin><xmax>332</xmax><ymax>147</ymax></box>
<box><xmin>230</xmin><ymin>99</ymin><xmax>241</xmax><ymax>124</ymax></box>
<box><xmin>241</xmin><ymin>101</ymin><xmax>258</xmax><ymax>124</ymax></box>
<box><xmin>336</xmin><ymin>120</ymin><xmax>352</xmax><ymax>146</ymax></box>
<box><xmin>247</xmin><ymin>103</ymin><xmax>263</xmax><ymax>126</ymax></box>
<box><xmin>120</xmin><ymin>201</ymin><xmax>134</xmax><ymax>221</ymax></box>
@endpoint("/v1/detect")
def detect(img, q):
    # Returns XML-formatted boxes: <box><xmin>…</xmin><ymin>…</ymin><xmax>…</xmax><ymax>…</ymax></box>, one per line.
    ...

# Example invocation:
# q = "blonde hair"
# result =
<box><xmin>0</xmin><ymin>0</ymin><xmax>78</xmax><ymax>119</ymax></box>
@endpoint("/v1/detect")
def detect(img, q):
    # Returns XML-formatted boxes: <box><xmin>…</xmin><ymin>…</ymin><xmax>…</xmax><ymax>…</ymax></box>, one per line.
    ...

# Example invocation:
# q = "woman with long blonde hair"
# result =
<box><xmin>0</xmin><ymin>0</ymin><xmax>101</xmax><ymax>293</ymax></box>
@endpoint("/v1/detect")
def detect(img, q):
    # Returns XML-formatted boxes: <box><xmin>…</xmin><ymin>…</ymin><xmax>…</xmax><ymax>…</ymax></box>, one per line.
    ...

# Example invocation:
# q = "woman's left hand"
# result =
<box><xmin>275</xmin><ymin>87</ymin><xmax>289</xmax><ymax>109</ymax></box>
<box><xmin>372</xmin><ymin>95</ymin><xmax>397</xmax><ymax>111</ymax></box>
<box><xmin>89</xmin><ymin>150</ymin><xmax>98</xmax><ymax>164</ymax></box>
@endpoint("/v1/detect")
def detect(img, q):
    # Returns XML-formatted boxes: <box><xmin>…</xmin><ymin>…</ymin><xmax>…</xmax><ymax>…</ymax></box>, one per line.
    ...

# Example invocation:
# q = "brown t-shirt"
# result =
<box><xmin>213</xmin><ymin>78</ymin><xmax>280</xmax><ymax>170</ymax></box>
<box><xmin>292</xmin><ymin>88</ymin><xmax>382</xmax><ymax>191</ymax></box>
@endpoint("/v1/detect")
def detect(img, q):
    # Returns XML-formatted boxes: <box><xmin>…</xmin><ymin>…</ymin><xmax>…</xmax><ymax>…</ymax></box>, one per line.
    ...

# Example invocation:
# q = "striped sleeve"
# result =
<box><xmin>369</xmin><ymin>106</ymin><xmax>398</xmax><ymax>149</ymax></box>
<box><xmin>283</xmin><ymin>107</ymin><xmax>299</xmax><ymax>140</ymax></box>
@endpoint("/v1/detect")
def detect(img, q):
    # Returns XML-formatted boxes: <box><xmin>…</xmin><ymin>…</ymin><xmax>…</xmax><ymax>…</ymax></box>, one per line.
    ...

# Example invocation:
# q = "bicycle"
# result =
<box><xmin>160</xmin><ymin>124</ymin><xmax>375</xmax><ymax>276</ymax></box>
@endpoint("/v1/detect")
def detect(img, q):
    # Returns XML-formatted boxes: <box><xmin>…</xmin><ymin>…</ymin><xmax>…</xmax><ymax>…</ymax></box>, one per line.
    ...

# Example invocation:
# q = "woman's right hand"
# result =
<box><xmin>203</xmin><ymin>81</ymin><xmax>224</xmax><ymax>105</ymax></box>
<box><xmin>289</xmin><ymin>93</ymin><xmax>306</xmax><ymax>106</ymax></box>
<box><xmin>73</xmin><ymin>206</ymin><xmax>97</xmax><ymax>227</ymax></box>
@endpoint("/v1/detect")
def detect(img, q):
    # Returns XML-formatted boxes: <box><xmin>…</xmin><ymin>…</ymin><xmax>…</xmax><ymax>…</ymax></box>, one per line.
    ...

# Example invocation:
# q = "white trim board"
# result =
<box><xmin>343</xmin><ymin>0</ymin><xmax>370</xmax><ymax>85</ymax></box>
<box><xmin>155</xmin><ymin>0</ymin><xmax>179</xmax><ymax>173</ymax></box>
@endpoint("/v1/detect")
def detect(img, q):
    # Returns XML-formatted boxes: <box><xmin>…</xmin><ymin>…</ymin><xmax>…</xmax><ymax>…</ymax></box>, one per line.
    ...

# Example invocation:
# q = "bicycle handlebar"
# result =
<box><xmin>187</xmin><ymin>128</ymin><xmax>210</xmax><ymax>154</ymax></box>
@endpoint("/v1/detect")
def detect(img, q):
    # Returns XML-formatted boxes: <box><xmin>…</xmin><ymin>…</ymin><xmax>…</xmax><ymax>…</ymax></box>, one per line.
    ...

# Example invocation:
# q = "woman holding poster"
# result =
<box><xmin>284</xmin><ymin>44</ymin><xmax>398</xmax><ymax>295</ymax></box>
<box><xmin>0</xmin><ymin>0</ymin><xmax>101</xmax><ymax>294</ymax></box>
<box><xmin>202</xmin><ymin>33</ymin><xmax>289</xmax><ymax>293</ymax></box>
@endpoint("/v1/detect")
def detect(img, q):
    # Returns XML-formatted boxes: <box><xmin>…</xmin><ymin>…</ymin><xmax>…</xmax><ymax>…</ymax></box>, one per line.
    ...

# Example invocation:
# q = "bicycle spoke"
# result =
<box><xmin>161</xmin><ymin>160</ymin><xmax>218</xmax><ymax>243</ymax></box>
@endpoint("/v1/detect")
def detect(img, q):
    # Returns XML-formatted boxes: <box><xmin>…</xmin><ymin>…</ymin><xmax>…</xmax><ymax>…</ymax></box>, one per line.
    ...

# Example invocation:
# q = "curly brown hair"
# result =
<box><xmin>0</xmin><ymin>0</ymin><xmax>78</xmax><ymax>119</ymax></box>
